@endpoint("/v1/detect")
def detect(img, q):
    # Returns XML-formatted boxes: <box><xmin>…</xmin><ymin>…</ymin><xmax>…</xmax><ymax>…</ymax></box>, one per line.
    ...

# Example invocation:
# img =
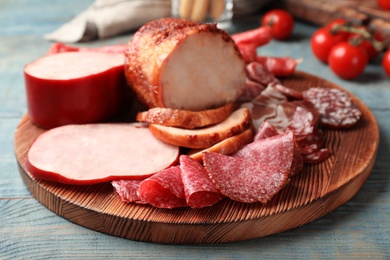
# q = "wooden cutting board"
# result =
<box><xmin>280</xmin><ymin>0</ymin><xmax>390</xmax><ymax>48</ymax></box>
<box><xmin>14</xmin><ymin>71</ymin><xmax>379</xmax><ymax>244</ymax></box>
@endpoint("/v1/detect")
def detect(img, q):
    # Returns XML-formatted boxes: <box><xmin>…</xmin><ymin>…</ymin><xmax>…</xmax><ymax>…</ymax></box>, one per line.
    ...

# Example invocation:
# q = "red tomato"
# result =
<box><xmin>261</xmin><ymin>9</ymin><xmax>294</xmax><ymax>40</ymax></box>
<box><xmin>383</xmin><ymin>49</ymin><xmax>390</xmax><ymax>78</ymax></box>
<box><xmin>349</xmin><ymin>27</ymin><xmax>384</xmax><ymax>61</ymax></box>
<box><xmin>378</xmin><ymin>0</ymin><xmax>390</xmax><ymax>10</ymax></box>
<box><xmin>311</xmin><ymin>27</ymin><xmax>348</xmax><ymax>63</ymax></box>
<box><xmin>328</xmin><ymin>42</ymin><xmax>368</xmax><ymax>79</ymax></box>
<box><xmin>326</xmin><ymin>18</ymin><xmax>351</xmax><ymax>39</ymax></box>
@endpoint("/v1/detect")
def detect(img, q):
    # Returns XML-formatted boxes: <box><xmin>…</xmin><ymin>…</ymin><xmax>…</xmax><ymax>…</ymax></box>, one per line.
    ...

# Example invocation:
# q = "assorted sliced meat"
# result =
<box><xmin>27</xmin><ymin>19</ymin><xmax>364</xmax><ymax>211</ymax></box>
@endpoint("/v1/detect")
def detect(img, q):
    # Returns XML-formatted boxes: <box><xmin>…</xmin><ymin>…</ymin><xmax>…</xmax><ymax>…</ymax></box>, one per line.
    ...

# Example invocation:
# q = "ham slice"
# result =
<box><xmin>27</xmin><ymin>123</ymin><xmax>179</xmax><ymax>184</ymax></box>
<box><xmin>125</xmin><ymin>18</ymin><xmax>246</xmax><ymax>110</ymax></box>
<box><xmin>136</xmin><ymin>103</ymin><xmax>234</xmax><ymax>129</ymax></box>
<box><xmin>148</xmin><ymin>107</ymin><xmax>252</xmax><ymax>148</ymax></box>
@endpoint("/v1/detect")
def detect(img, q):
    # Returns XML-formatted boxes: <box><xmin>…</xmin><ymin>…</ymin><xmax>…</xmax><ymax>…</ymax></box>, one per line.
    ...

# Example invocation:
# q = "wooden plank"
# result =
<box><xmin>281</xmin><ymin>0</ymin><xmax>390</xmax><ymax>48</ymax></box>
<box><xmin>13</xmin><ymin>71</ymin><xmax>379</xmax><ymax>244</ymax></box>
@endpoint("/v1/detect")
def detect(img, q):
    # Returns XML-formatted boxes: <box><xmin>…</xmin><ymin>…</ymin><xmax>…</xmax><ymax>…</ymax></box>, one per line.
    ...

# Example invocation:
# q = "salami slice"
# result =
<box><xmin>246</xmin><ymin>61</ymin><xmax>280</xmax><ymax>86</ymax></box>
<box><xmin>138</xmin><ymin>166</ymin><xmax>188</xmax><ymax>209</ymax></box>
<box><xmin>273</xmin><ymin>83</ymin><xmax>303</xmax><ymax>100</ymax></box>
<box><xmin>234</xmin><ymin>130</ymin><xmax>301</xmax><ymax>176</ymax></box>
<box><xmin>203</xmin><ymin>152</ymin><xmax>289</xmax><ymax>203</ymax></box>
<box><xmin>302</xmin><ymin>148</ymin><xmax>331</xmax><ymax>164</ymax></box>
<box><xmin>254</xmin><ymin>121</ymin><xmax>279</xmax><ymax>141</ymax></box>
<box><xmin>112</xmin><ymin>180</ymin><xmax>146</xmax><ymax>204</ymax></box>
<box><xmin>238</xmin><ymin>79</ymin><xmax>266</xmax><ymax>102</ymax></box>
<box><xmin>179</xmin><ymin>155</ymin><xmax>224</xmax><ymax>208</ymax></box>
<box><xmin>302</xmin><ymin>88</ymin><xmax>361</xmax><ymax>128</ymax></box>
<box><xmin>296</xmin><ymin>128</ymin><xmax>325</xmax><ymax>155</ymax></box>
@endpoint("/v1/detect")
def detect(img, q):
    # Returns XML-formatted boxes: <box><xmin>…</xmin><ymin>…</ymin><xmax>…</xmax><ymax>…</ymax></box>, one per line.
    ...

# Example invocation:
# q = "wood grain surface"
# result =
<box><xmin>13</xmin><ymin>71</ymin><xmax>379</xmax><ymax>244</ymax></box>
<box><xmin>281</xmin><ymin>0</ymin><xmax>390</xmax><ymax>48</ymax></box>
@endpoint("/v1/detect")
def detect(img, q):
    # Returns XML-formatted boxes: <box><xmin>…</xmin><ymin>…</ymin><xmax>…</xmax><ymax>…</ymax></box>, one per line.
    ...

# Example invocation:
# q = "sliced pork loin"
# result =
<box><xmin>27</xmin><ymin>123</ymin><xmax>179</xmax><ymax>185</ymax></box>
<box><xmin>136</xmin><ymin>103</ymin><xmax>235</xmax><ymax>129</ymax></box>
<box><xmin>148</xmin><ymin>107</ymin><xmax>252</xmax><ymax>149</ymax></box>
<box><xmin>125</xmin><ymin>17</ymin><xmax>246</xmax><ymax>110</ymax></box>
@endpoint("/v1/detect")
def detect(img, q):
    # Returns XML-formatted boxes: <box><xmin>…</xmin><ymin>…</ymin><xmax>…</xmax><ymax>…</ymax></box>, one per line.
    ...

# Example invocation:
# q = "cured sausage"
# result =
<box><xmin>27</xmin><ymin>123</ymin><xmax>179</xmax><ymax>184</ymax></box>
<box><xmin>138</xmin><ymin>166</ymin><xmax>188</xmax><ymax>209</ymax></box>
<box><xmin>24</xmin><ymin>51</ymin><xmax>131</xmax><ymax>129</ymax></box>
<box><xmin>246</xmin><ymin>61</ymin><xmax>280</xmax><ymax>86</ymax></box>
<box><xmin>255</xmin><ymin>56</ymin><xmax>297</xmax><ymax>77</ymax></box>
<box><xmin>253</xmin><ymin>121</ymin><xmax>279</xmax><ymax>141</ymax></box>
<box><xmin>188</xmin><ymin>128</ymin><xmax>254</xmax><ymax>162</ymax></box>
<box><xmin>203</xmin><ymin>152</ymin><xmax>289</xmax><ymax>203</ymax></box>
<box><xmin>112</xmin><ymin>180</ymin><xmax>146</xmax><ymax>204</ymax></box>
<box><xmin>234</xmin><ymin>130</ymin><xmax>303</xmax><ymax>176</ymax></box>
<box><xmin>302</xmin><ymin>88</ymin><xmax>362</xmax><ymax>128</ymax></box>
<box><xmin>179</xmin><ymin>155</ymin><xmax>224</xmax><ymax>208</ymax></box>
<box><xmin>125</xmin><ymin>18</ymin><xmax>246</xmax><ymax>111</ymax></box>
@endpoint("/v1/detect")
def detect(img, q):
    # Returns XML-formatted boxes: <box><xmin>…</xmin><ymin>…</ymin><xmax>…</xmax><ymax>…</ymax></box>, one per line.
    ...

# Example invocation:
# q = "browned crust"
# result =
<box><xmin>136</xmin><ymin>103</ymin><xmax>235</xmax><ymax>129</ymax></box>
<box><xmin>188</xmin><ymin>128</ymin><xmax>254</xmax><ymax>162</ymax></box>
<box><xmin>148</xmin><ymin>108</ymin><xmax>252</xmax><ymax>149</ymax></box>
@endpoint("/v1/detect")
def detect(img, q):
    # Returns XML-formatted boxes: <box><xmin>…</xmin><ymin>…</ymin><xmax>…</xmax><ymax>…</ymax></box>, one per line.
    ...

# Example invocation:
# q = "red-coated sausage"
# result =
<box><xmin>24</xmin><ymin>51</ymin><xmax>131</xmax><ymax>129</ymax></box>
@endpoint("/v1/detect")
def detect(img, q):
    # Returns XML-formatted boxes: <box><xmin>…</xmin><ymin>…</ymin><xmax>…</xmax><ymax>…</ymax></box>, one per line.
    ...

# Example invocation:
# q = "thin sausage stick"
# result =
<box><xmin>191</xmin><ymin>0</ymin><xmax>210</xmax><ymax>22</ymax></box>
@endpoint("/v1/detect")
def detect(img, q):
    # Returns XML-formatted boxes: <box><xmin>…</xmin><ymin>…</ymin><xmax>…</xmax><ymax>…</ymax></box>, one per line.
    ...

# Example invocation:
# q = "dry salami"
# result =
<box><xmin>234</xmin><ymin>130</ymin><xmax>302</xmax><ymax>176</ymax></box>
<box><xmin>246</xmin><ymin>62</ymin><xmax>280</xmax><ymax>86</ymax></box>
<box><xmin>203</xmin><ymin>152</ymin><xmax>289</xmax><ymax>203</ymax></box>
<box><xmin>255</xmin><ymin>56</ymin><xmax>297</xmax><ymax>77</ymax></box>
<box><xmin>138</xmin><ymin>166</ymin><xmax>188</xmax><ymax>209</ymax></box>
<box><xmin>112</xmin><ymin>180</ymin><xmax>146</xmax><ymax>204</ymax></box>
<box><xmin>273</xmin><ymin>83</ymin><xmax>303</xmax><ymax>100</ymax></box>
<box><xmin>238</xmin><ymin>79</ymin><xmax>266</xmax><ymax>102</ymax></box>
<box><xmin>302</xmin><ymin>148</ymin><xmax>331</xmax><ymax>164</ymax></box>
<box><xmin>179</xmin><ymin>155</ymin><xmax>224</xmax><ymax>208</ymax></box>
<box><xmin>254</xmin><ymin>121</ymin><xmax>279</xmax><ymax>141</ymax></box>
<box><xmin>302</xmin><ymin>88</ymin><xmax>361</xmax><ymax>128</ymax></box>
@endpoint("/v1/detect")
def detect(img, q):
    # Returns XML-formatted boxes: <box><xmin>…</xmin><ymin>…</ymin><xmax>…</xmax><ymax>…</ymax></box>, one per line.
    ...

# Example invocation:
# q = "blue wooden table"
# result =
<box><xmin>1</xmin><ymin>1</ymin><xmax>389</xmax><ymax>259</ymax></box>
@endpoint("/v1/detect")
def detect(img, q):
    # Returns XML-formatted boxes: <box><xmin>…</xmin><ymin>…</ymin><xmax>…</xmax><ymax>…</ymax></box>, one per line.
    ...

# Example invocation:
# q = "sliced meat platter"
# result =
<box><xmin>23</xmin><ymin>18</ymin><xmax>364</xmax><ymax>212</ymax></box>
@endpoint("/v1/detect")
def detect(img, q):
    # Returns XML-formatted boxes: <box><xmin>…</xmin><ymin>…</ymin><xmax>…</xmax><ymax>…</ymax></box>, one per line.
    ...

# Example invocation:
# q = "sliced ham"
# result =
<box><xmin>125</xmin><ymin>17</ymin><xmax>246</xmax><ymax>111</ymax></box>
<box><xmin>179</xmin><ymin>155</ymin><xmax>224</xmax><ymax>208</ymax></box>
<box><xmin>27</xmin><ymin>123</ymin><xmax>179</xmax><ymax>184</ymax></box>
<box><xmin>136</xmin><ymin>103</ymin><xmax>234</xmax><ymax>129</ymax></box>
<box><xmin>138</xmin><ymin>166</ymin><xmax>188</xmax><ymax>209</ymax></box>
<box><xmin>24</xmin><ymin>51</ymin><xmax>131</xmax><ymax>129</ymax></box>
<box><xmin>148</xmin><ymin>107</ymin><xmax>252</xmax><ymax>149</ymax></box>
<box><xmin>203</xmin><ymin>152</ymin><xmax>289</xmax><ymax>203</ymax></box>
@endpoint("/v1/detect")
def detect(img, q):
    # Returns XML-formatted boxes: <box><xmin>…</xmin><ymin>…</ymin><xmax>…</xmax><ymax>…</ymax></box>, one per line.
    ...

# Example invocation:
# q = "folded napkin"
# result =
<box><xmin>45</xmin><ymin>0</ymin><xmax>171</xmax><ymax>42</ymax></box>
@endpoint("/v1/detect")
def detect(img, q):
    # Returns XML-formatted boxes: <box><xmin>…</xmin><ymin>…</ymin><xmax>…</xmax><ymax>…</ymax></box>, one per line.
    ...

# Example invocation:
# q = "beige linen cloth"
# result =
<box><xmin>45</xmin><ymin>0</ymin><xmax>171</xmax><ymax>42</ymax></box>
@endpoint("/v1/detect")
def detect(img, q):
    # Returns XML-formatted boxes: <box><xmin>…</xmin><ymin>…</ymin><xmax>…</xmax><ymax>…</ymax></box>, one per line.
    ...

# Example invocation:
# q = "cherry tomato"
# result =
<box><xmin>328</xmin><ymin>42</ymin><xmax>368</xmax><ymax>79</ymax></box>
<box><xmin>383</xmin><ymin>49</ymin><xmax>390</xmax><ymax>78</ymax></box>
<box><xmin>378</xmin><ymin>0</ymin><xmax>390</xmax><ymax>10</ymax></box>
<box><xmin>349</xmin><ymin>27</ymin><xmax>384</xmax><ymax>61</ymax></box>
<box><xmin>326</xmin><ymin>18</ymin><xmax>351</xmax><ymax>39</ymax></box>
<box><xmin>261</xmin><ymin>9</ymin><xmax>294</xmax><ymax>40</ymax></box>
<box><xmin>311</xmin><ymin>27</ymin><xmax>348</xmax><ymax>63</ymax></box>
